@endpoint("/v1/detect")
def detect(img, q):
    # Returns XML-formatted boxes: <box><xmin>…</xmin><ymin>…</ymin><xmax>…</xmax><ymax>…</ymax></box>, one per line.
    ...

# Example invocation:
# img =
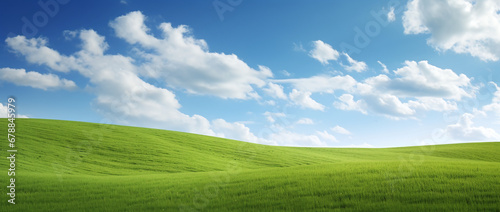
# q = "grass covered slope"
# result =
<box><xmin>1</xmin><ymin>119</ymin><xmax>499</xmax><ymax>211</ymax></box>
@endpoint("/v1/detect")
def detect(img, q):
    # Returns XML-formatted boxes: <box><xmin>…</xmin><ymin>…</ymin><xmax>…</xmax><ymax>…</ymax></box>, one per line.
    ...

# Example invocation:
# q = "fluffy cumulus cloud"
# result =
<box><xmin>340</xmin><ymin>53</ymin><xmax>368</xmax><ymax>72</ymax></box>
<box><xmin>343</xmin><ymin>60</ymin><xmax>472</xmax><ymax>118</ymax></box>
<box><xmin>7</xmin><ymin>31</ymin><xmax>219</xmax><ymax>135</ymax></box>
<box><xmin>263</xmin><ymin>82</ymin><xmax>287</xmax><ymax>100</ymax></box>
<box><xmin>0</xmin><ymin>68</ymin><xmax>77</xmax><ymax>90</ymax></box>
<box><xmin>403</xmin><ymin>0</ymin><xmax>500</xmax><ymax>61</ymax></box>
<box><xmin>440</xmin><ymin>82</ymin><xmax>500</xmax><ymax>142</ymax></box>
<box><xmin>359</xmin><ymin>93</ymin><xmax>416</xmax><ymax>118</ymax></box>
<box><xmin>309</xmin><ymin>40</ymin><xmax>339</xmax><ymax>65</ymax></box>
<box><xmin>333</xmin><ymin>94</ymin><xmax>368</xmax><ymax>114</ymax></box>
<box><xmin>443</xmin><ymin>113</ymin><xmax>500</xmax><ymax>141</ymax></box>
<box><xmin>109</xmin><ymin>11</ymin><xmax>272</xmax><ymax>99</ymax></box>
<box><xmin>5</xmin><ymin>36</ymin><xmax>76</xmax><ymax>72</ymax></box>
<box><xmin>5</xmin><ymin>11</ymin><xmax>352</xmax><ymax>147</ymax></box>
<box><xmin>289</xmin><ymin>89</ymin><xmax>325</xmax><ymax>111</ymax></box>
<box><xmin>293</xmin><ymin>41</ymin><xmax>469</xmax><ymax>118</ymax></box>
<box><xmin>366</xmin><ymin>61</ymin><xmax>474</xmax><ymax>100</ymax></box>
<box><xmin>4</xmin><ymin>16</ymin><xmax>271</xmax><ymax>141</ymax></box>
<box><xmin>279</xmin><ymin>60</ymin><xmax>469</xmax><ymax>119</ymax></box>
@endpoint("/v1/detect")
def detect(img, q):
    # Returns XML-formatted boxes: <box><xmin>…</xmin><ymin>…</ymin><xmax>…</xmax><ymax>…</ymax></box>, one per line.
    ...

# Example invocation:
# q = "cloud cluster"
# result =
<box><xmin>0</xmin><ymin>68</ymin><xmax>76</xmax><ymax>90</ymax></box>
<box><xmin>4</xmin><ymin>11</ymin><xmax>350</xmax><ymax>147</ymax></box>
<box><xmin>263</xmin><ymin>82</ymin><xmax>287</xmax><ymax>100</ymax></box>
<box><xmin>438</xmin><ymin>82</ymin><xmax>500</xmax><ymax>142</ymax></box>
<box><xmin>334</xmin><ymin>60</ymin><xmax>470</xmax><ymax>118</ymax></box>
<box><xmin>109</xmin><ymin>11</ymin><xmax>272</xmax><ymax>99</ymax></box>
<box><xmin>277</xmin><ymin>59</ymin><xmax>472</xmax><ymax>119</ymax></box>
<box><xmin>4</xmin><ymin>12</ymin><xmax>272</xmax><ymax>142</ymax></box>
<box><xmin>443</xmin><ymin>113</ymin><xmax>500</xmax><ymax>141</ymax></box>
<box><xmin>366</xmin><ymin>61</ymin><xmax>474</xmax><ymax>100</ymax></box>
<box><xmin>289</xmin><ymin>89</ymin><xmax>325</xmax><ymax>111</ymax></box>
<box><xmin>403</xmin><ymin>0</ymin><xmax>500</xmax><ymax>61</ymax></box>
<box><xmin>4</xmin><ymin>9</ymin><xmax>498</xmax><ymax>146</ymax></box>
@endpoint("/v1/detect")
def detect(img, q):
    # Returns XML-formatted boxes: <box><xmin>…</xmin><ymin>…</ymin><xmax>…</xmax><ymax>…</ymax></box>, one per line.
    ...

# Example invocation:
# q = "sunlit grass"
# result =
<box><xmin>0</xmin><ymin>119</ymin><xmax>499</xmax><ymax>211</ymax></box>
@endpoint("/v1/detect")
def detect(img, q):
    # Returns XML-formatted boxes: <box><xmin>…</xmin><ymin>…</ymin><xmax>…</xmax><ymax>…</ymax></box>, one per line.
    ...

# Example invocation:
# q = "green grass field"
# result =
<box><xmin>1</xmin><ymin>119</ymin><xmax>499</xmax><ymax>211</ymax></box>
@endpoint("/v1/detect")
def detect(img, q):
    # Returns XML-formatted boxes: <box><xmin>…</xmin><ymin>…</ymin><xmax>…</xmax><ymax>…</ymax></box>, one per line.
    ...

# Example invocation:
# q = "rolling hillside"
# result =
<box><xmin>1</xmin><ymin>119</ymin><xmax>499</xmax><ymax>211</ymax></box>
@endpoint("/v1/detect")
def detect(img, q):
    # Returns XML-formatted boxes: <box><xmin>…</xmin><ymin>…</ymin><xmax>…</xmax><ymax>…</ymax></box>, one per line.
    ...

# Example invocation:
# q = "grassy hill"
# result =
<box><xmin>1</xmin><ymin>119</ymin><xmax>499</xmax><ymax>211</ymax></box>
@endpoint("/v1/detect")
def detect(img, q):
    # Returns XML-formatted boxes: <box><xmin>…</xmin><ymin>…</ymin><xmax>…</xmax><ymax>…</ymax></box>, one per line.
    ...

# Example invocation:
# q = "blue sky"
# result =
<box><xmin>1</xmin><ymin>0</ymin><xmax>500</xmax><ymax>147</ymax></box>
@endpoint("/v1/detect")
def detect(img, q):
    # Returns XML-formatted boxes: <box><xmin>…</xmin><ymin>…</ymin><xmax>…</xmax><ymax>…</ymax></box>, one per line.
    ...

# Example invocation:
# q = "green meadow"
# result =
<box><xmin>0</xmin><ymin>119</ymin><xmax>499</xmax><ymax>211</ymax></box>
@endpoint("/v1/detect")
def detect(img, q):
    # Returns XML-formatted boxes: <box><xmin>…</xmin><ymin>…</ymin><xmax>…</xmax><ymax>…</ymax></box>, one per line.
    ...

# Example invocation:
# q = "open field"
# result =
<box><xmin>1</xmin><ymin>119</ymin><xmax>499</xmax><ymax>211</ymax></box>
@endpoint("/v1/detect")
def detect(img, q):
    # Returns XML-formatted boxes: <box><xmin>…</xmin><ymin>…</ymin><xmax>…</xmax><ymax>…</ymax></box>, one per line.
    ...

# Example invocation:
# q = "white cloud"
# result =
<box><xmin>309</xmin><ymin>40</ymin><xmax>339</xmax><ymax>65</ymax></box>
<box><xmin>408</xmin><ymin>97</ymin><xmax>458</xmax><ymax>112</ymax></box>
<box><xmin>333</xmin><ymin>94</ymin><xmax>367</xmax><ymax>114</ymax></box>
<box><xmin>367</xmin><ymin>61</ymin><xmax>474</xmax><ymax>100</ymax></box>
<box><xmin>0</xmin><ymin>103</ymin><xmax>28</xmax><ymax>118</ymax></box>
<box><xmin>403</xmin><ymin>0</ymin><xmax>500</xmax><ymax>61</ymax></box>
<box><xmin>289</xmin><ymin>89</ymin><xmax>325</xmax><ymax>111</ymax></box>
<box><xmin>388</xmin><ymin>7</ymin><xmax>396</xmax><ymax>22</ymax></box>
<box><xmin>4</xmin><ymin>12</ymin><xmax>281</xmax><ymax>142</ymax></box>
<box><xmin>483</xmin><ymin>82</ymin><xmax>500</xmax><ymax>116</ymax></box>
<box><xmin>5</xmin><ymin>11</ymin><xmax>380</xmax><ymax>148</ymax></box>
<box><xmin>5</xmin><ymin>36</ymin><xmax>75</xmax><ymax>72</ymax></box>
<box><xmin>5</xmin><ymin>31</ymin><xmax>218</xmax><ymax>137</ymax></box>
<box><xmin>341</xmin><ymin>53</ymin><xmax>368</xmax><ymax>72</ymax></box>
<box><xmin>276</xmin><ymin>61</ymin><xmax>467</xmax><ymax>119</ymax></box>
<box><xmin>211</xmin><ymin>119</ymin><xmax>270</xmax><ymax>144</ymax></box>
<box><xmin>316</xmin><ymin>130</ymin><xmax>338</xmax><ymax>143</ymax></box>
<box><xmin>79</xmin><ymin>30</ymin><xmax>109</xmax><ymax>55</ymax></box>
<box><xmin>269</xmin><ymin>130</ymin><xmax>328</xmax><ymax>147</ymax></box>
<box><xmin>0</xmin><ymin>68</ymin><xmax>77</xmax><ymax>90</ymax></box>
<box><xmin>331</xmin><ymin>125</ymin><xmax>351</xmax><ymax>135</ymax></box>
<box><xmin>334</xmin><ymin>92</ymin><xmax>416</xmax><ymax>119</ymax></box>
<box><xmin>377</xmin><ymin>61</ymin><xmax>389</xmax><ymax>73</ymax></box>
<box><xmin>263</xmin><ymin>111</ymin><xmax>286</xmax><ymax>123</ymax></box>
<box><xmin>491</xmin><ymin>82</ymin><xmax>500</xmax><ymax>103</ymax></box>
<box><xmin>444</xmin><ymin>113</ymin><xmax>500</xmax><ymax>141</ymax></box>
<box><xmin>263</xmin><ymin>82</ymin><xmax>287</xmax><ymax>100</ymax></box>
<box><xmin>296</xmin><ymin>118</ymin><xmax>314</xmax><ymax>125</ymax></box>
<box><xmin>109</xmin><ymin>11</ymin><xmax>272</xmax><ymax>99</ymax></box>
<box><xmin>339</xmin><ymin>60</ymin><xmax>468</xmax><ymax>118</ymax></box>
<box><xmin>361</xmin><ymin>93</ymin><xmax>415</xmax><ymax>118</ymax></box>
<box><xmin>274</xmin><ymin>75</ymin><xmax>356</xmax><ymax>94</ymax></box>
